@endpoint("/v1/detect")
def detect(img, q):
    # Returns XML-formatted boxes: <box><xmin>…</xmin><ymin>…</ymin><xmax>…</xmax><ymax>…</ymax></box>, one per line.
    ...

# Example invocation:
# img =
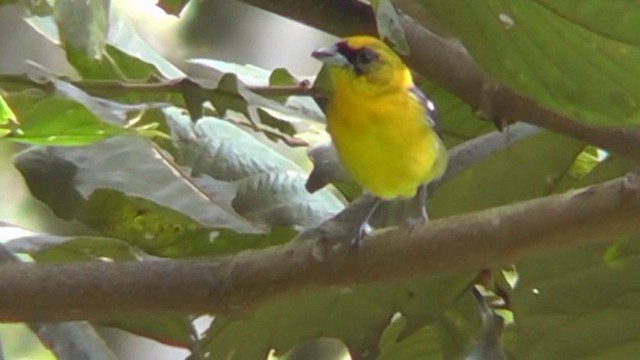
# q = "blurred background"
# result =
<box><xmin>0</xmin><ymin>0</ymin><xmax>335</xmax><ymax>358</ymax></box>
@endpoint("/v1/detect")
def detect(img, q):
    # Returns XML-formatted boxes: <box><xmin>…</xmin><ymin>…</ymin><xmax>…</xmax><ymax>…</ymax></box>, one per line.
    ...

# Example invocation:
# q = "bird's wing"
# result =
<box><xmin>409</xmin><ymin>86</ymin><xmax>443</xmax><ymax>138</ymax></box>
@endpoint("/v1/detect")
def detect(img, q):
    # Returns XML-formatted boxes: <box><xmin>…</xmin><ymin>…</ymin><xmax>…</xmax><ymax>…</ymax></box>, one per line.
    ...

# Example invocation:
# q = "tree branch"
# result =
<box><xmin>0</xmin><ymin>75</ymin><xmax>323</xmax><ymax>98</ymax></box>
<box><xmin>1</xmin><ymin>173</ymin><xmax>639</xmax><ymax>321</ymax></box>
<box><xmin>239</xmin><ymin>0</ymin><xmax>640</xmax><ymax>160</ymax></box>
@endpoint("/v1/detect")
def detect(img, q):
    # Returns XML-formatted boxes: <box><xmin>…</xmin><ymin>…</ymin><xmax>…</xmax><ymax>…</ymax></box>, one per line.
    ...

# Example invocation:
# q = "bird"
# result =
<box><xmin>311</xmin><ymin>36</ymin><xmax>448</xmax><ymax>245</ymax></box>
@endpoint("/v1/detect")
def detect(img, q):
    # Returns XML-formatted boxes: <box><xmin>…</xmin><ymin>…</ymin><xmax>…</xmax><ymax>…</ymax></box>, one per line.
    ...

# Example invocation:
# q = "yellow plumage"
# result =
<box><xmin>312</xmin><ymin>36</ymin><xmax>448</xmax><ymax>200</ymax></box>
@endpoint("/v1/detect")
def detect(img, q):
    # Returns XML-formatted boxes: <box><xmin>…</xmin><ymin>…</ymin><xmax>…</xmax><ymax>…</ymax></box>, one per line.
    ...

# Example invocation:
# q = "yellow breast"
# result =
<box><xmin>326</xmin><ymin>86</ymin><xmax>447</xmax><ymax>199</ymax></box>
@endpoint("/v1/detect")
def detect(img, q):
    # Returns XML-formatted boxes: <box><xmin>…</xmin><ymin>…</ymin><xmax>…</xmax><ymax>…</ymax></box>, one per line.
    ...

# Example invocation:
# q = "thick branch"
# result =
<box><xmin>239</xmin><ymin>0</ymin><xmax>640</xmax><ymax>160</ymax></box>
<box><xmin>1</xmin><ymin>174</ymin><xmax>639</xmax><ymax>321</ymax></box>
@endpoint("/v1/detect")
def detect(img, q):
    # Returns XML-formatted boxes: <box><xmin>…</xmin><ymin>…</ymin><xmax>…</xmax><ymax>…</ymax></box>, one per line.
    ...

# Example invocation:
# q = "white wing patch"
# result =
<box><xmin>409</xmin><ymin>86</ymin><xmax>439</xmax><ymax>131</ymax></box>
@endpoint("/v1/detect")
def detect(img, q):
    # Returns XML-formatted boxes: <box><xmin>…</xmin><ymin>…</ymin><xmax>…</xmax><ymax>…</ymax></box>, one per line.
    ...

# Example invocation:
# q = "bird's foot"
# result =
<box><xmin>404</xmin><ymin>216</ymin><xmax>428</xmax><ymax>235</ymax></box>
<box><xmin>350</xmin><ymin>222</ymin><xmax>373</xmax><ymax>248</ymax></box>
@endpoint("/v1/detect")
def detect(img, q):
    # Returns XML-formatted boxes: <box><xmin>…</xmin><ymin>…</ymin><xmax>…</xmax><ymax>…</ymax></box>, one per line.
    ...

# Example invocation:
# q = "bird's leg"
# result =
<box><xmin>352</xmin><ymin>197</ymin><xmax>382</xmax><ymax>247</ymax></box>
<box><xmin>418</xmin><ymin>183</ymin><xmax>429</xmax><ymax>221</ymax></box>
<box><xmin>404</xmin><ymin>184</ymin><xmax>430</xmax><ymax>232</ymax></box>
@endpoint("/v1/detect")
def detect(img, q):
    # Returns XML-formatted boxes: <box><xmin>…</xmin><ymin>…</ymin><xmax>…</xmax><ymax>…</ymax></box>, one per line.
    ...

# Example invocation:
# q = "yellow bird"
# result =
<box><xmin>311</xmin><ymin>36</ymin><xmax>448</xmax><ymax>243</ymax></box>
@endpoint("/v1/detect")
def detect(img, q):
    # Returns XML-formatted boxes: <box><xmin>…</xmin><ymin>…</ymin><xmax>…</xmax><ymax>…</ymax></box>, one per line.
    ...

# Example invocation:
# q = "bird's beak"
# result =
<box><xmin>311</xmin><ymin>45</ymin><xmax>349</xmax><ymax>67</ymax></box>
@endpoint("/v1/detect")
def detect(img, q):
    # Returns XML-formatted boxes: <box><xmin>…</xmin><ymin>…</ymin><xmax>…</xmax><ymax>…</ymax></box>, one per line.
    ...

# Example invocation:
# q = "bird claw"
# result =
<box><xmin>404</xmin><ymin>216</ymin><xmax>427</xmax><ymax>235</ymax></box>
<box><xmin>350</xmin><ymin>222</ymin><xmax>372</xmax><ymax>248</ymax></box>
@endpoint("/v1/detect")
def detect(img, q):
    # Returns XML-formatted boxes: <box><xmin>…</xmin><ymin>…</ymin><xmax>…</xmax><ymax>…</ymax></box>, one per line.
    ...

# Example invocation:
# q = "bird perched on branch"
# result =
<box><xmin>311</xmin><ymin>36</ymin><xmax>448</xmax><ymax>245</ymax></box>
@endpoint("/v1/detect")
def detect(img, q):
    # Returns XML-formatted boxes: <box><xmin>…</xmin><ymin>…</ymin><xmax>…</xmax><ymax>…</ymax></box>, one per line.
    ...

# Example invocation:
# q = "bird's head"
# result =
<box><xmin>311</xmin><ymin>36</ymin><xmax>413</xmax><ymax>94</ymax></box>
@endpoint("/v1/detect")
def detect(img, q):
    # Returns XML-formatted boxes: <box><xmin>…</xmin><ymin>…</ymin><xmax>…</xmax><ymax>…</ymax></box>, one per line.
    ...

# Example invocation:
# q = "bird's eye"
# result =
<box><xmin>355</xmin><ymin>49</ymin><xmax>377</xmax><ymax>66</ymax></box>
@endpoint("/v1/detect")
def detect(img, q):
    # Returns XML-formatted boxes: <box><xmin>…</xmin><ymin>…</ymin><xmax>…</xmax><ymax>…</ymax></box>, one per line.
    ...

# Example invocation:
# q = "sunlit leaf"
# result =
<box><xmin>7</xmin><ymin>97</ymin><xmax>127</xmax><ymax>146</ymax></box>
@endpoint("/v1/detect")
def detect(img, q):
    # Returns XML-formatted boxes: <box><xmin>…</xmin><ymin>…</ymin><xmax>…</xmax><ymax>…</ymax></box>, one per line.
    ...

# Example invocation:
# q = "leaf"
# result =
<box><xmin>107</xmin><ymin>6</ymin><xmax>184</xmax><ymax>79</ymax></box>
<box><xmin>0</xmin><ymin>0</ymin><xmax>18</xmax><ymax>7</ymax></box>
<box><xmin>372</xmin><ymin>0</ymin><xmax>410</xmax><ymax>54</ymax></box>
<box><xmin>156</xmin><ymin>0</ymin><xmax>191</xmax><ymax>16</ymax></box>
<box><xmin>268</xmin><ymin>67</ymin><xmax>298</xmax><ymax>103</ymax></box>
<box><xmin>11</xmin><ymin>117</ymin><xmax>333</xmax><ymax>256</ymax></box>
<box><xmin>430</xmin><ymin>130</ymin><xmax>586</xmax><ymax>218</ymax></box>
<box><xmin>25</xmin><ymin>8</ymin><xmax>184</xmax><ymax>81</ymax></box>
<box><xmin>163</xmin><ymin>107</ymin><xmax>344</xmax><ymax>228</ymax></box>
<box><xmin>553</xmin><ymin>155</ymin><xmax>635</xmax><ymax>193</ymax></box>
<box><xmin>188</xmin><ymin>59</ymin><xmax>274</xmax><ymax>86</ymax></box>
<box><xmin>100</xmin><ymin>315</ymin><xmax>196</xmax><ymax>348</ymax></box>
<box><xmin>12</xmin><ymin>136</ymin><xmax>280</xmax><ymax>257</ymax></box>
<box><xmin>200</xmin><ymin>274</ymin><xmax>476</xmax><ymax>359</ymax></box>
<box><xmin>255</xmin><ymin>108</ymin><xmax>297</xmax><ymax>136</ymax></box>
<box><xmin>50</xmin><ymin>78</ymin><xmax>170</xmax><ymax>125</ymax></box>
<box><xmin>54</xmin><ymin>0</ymin><xmax>109</xmax><ymax>59</ymax></box>
<box><xmin>0</xmin><ymin>95</ymin><xmax>17</xmax><ymax>138</ymax></box>
<box><xmin>65</xmin><ymin>44</ymin><xmax>158</xmax><ymax>81</ymax></box>
<box><xmin>7</xmin><ymin>97</ymin><xmax>127</xmax><ymax>145</ymax></box>
<box><xmin>207</xmin><ymin>73</ymin><xmax>250</xmax><ymax>118</ymax></box>
<box><xmin>503</xmin><ymin>232</ymin><xmax>640</xmax><ymax>359</ymax></box>
<box><xmin>0</xmin><ymin>95</ymin><xmax>16</xmax><ymax>124</ymax></box>
<box><xmin>22</xmin><ymin>0</ymin><xmax>53</xmax><ymax>15</ymax></box>
<box><xmin>418</xmin><ymin>79</ymin><xmax>496</xmax><ymax>147</ymax></box>
<box><xmin>6</xmin><ymin>234</ymin><xmax>138</xmax><ymax>262</ymax></box>
<box><xmin>187</xmin><ymin>59</ymin><xmax>322</xmax><ymax>135</ymax></box>
<box><xmin>76</xmin><ymin>189</ymin><xmax>290</xmax><ymax>257</ymax></box>
<box><xmin>418</xmin><ymin>0</ymin><xmax>640</xmax><ymax>126</ymax></box>
<box><xmin>269</xmin><ymin>68</ymin><xmax>297</xmax><ymax>87</ymax></box>
<box><xmin>378</xmin><ymin>292</ymin><xmax>480</xmax><ymax>359</ymax></box>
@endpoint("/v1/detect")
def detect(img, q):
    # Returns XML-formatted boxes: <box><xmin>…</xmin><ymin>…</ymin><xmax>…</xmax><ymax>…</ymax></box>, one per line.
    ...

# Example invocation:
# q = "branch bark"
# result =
<box><xmin>239</xmin><ymin>0</ymin><xmax>640</xmax><ymax>160</ymax></box>
<box><xmin>1</xmin><ymin>173</ymin><xmax>639</xmax><ymax>321</ymax></box>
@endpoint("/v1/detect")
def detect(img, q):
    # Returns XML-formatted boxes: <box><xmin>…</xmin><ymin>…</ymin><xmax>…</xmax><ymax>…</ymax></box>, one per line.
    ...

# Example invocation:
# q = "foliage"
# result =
<box><xmin>0</xmin><ymin>0</ymin><xmax>639</xmax><ymax>359</ymax></box>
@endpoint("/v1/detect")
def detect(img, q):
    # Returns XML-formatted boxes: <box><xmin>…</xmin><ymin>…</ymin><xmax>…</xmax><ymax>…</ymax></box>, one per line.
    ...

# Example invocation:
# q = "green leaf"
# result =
<box><xmin>255</xmin><ymin>108</ymin><xmax>297</xmax><ymax>137</ymax></box>
<box><xmin>22</xmin><ymin>0</ymin><xmax>53</xmax><ymax>15</ymax></box>
<box><xmin>372</xmin><ymin>0</ymin><xmax>409</xmax><ymax>54</ymax></box>
<box><xmin>207</xmin><ymin>73</ymin><xmax>250</xmax><ymax>118</ymax></box>
<box><xmin>27</xmin><ymin>6</ymin><xmax>183</xmax><ymax>81</ymax></box>
<box><xmin>0</xmin><ymin>95</ymin><xmax>17</xmax><ymax>138</ymax></box>
<box><xmin>564</xmin><ymin>146</ymin><xmax>601</xmax><ymax>180</ymax></box>
<box><xmin>188</xmin><ymin>59</ymin><xmax>274</xmax><ymax>86</ymax></box>
<box><xmin>553</xmin><ymin>155</ymin><xmax>635</xmax><ymax>193</ymax></box>
<box><xmin>268</xmin><ymin>68</ymin><xmax>298</xmax><ymax>104</ymax></box>
<box><xmin>100</xmin><ymin>315</ymin><xmax>196</xmax><ymax>348</ymax></box>
<box><xmin>418</xmin><ymin>0</ymin><xmax>640</xmax><ymax>126</ymax></box>
<box><xmin>76</xmin><ymin>189</ymin><xmax>293</xmax><ymax>257</ymax></box>
<box><xmin>66</xmin><ymin>45</ymin><xmax>158</xmax><ymax>81</ymax></box>
<box><xmin>156</xmin><ymin>0</ymin><xmax>191</xmax><ymax>16</ymax></box>
<box><xmin>188</xmin><ymin>59</ymin><xmax>322</xmax><ymax>134</ymax></box>
<box><xmin>6</xmin><ymin>234</ymin><xmax>138</xmax><ymax>262</ymax></box>
<box><xmin>164</xmin><ymin>107</ymin><xmax>344</xmax><ymax>228</ymax></box>
<box><xmin>12</xmin><ymin>136</ymin><xmax>284</xmax><ymax>257</ymax></box>
<box><xmin>418</xmin><ymin>79</ymin><xmax>495</xmax><ymax>147</ymax></box>
<box><xmin>0</xmin><ymin>95</ymin><xmax>15</xmax><ymax>124</ymax></box>
<box><xmin>269</xmin><ymin>68</ymin><xmax>297</xmax><ymax>87</ymax></box>
<box><xmin>7</xmin><ymin>97</ymin><xmax>127</xmax><ymax>145</ymax></box>
<box><xmin>431</xmin><ymin>131</ymin><xmax>586</xmax><ymax>218</ymax></box>
<box><xmin>503</xmin><ymin>232</ymin><xmax>640</xmax><ymax>359</ymax></box>
<box><xmin>107</xmin><ymin>7</ymin><xmax>184</xmax><ymax>79</ymax></box>
<box><xmin>379</xmin><ymin>292</ymin><xmax>480</xmax><ymax>359</ymax></box>
<box><xmin>54</xmin><ymin>0</ymin><xmax>109</xmax><ymax>59</ymax></box>
<box><xmin>0</xmin><ymin>0</ymin><xmax>18</xmax><ymax>7</ymax></box>
<box><xmin>200</xmin><ymin>274</ymin><xmax>476</xmax><ymax>359</ymax></box>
